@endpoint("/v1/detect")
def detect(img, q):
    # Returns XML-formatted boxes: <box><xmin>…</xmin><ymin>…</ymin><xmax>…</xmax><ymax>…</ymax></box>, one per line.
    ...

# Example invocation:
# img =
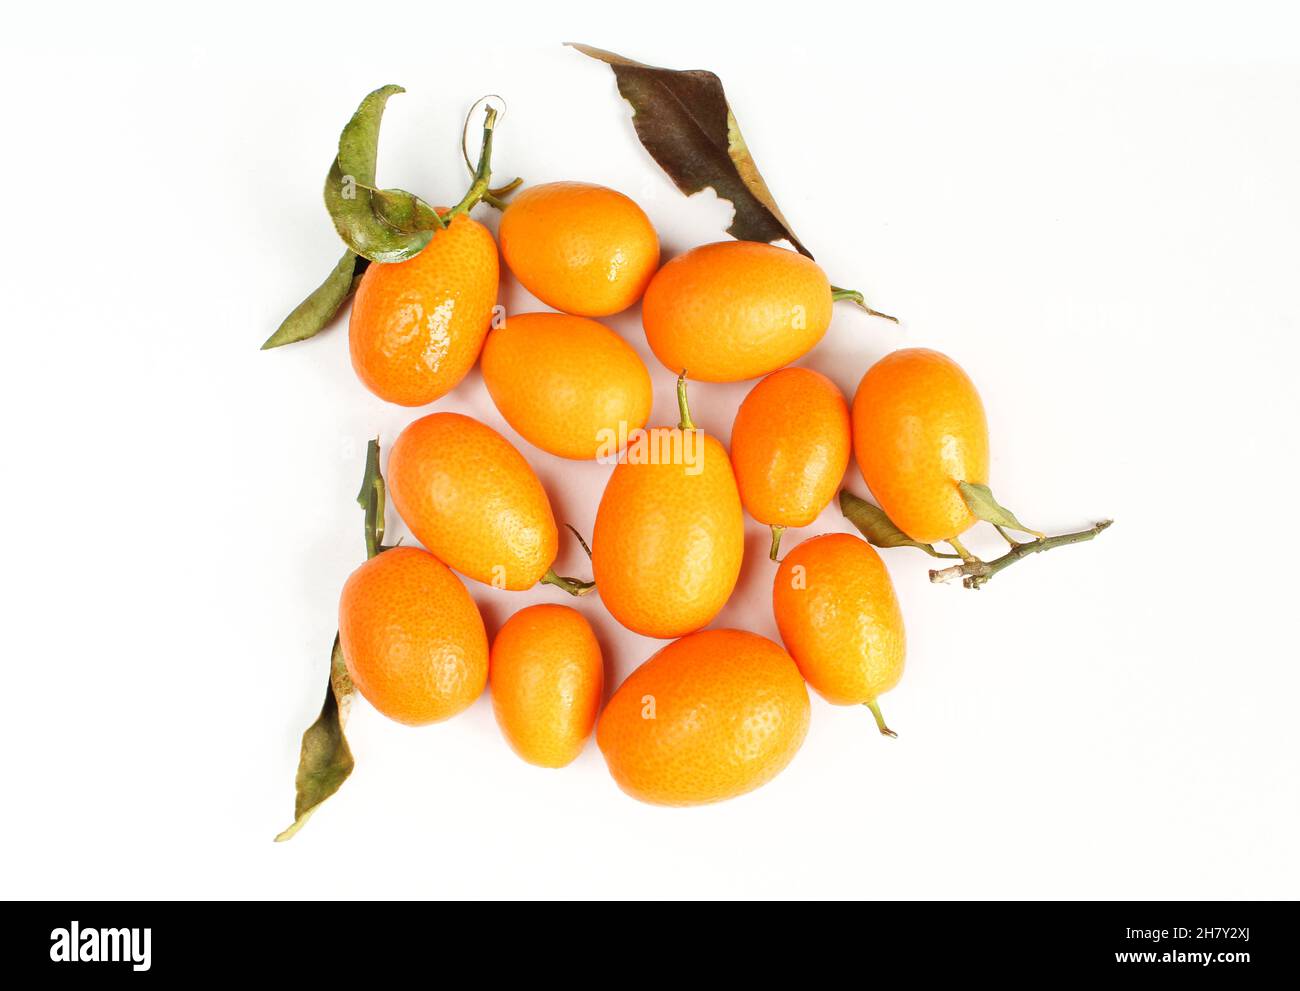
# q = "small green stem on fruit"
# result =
<box><xmin>676</xmin><ymin>371</ymin><xmax>695</xmax><ymax>431</ymax></box>
<box><xmin>866</xmin><ymin>699</ymin><xmax>898</xmax><ymax>738</ymax></box>
<box><xmin>356</xmin><ymin>438</ymin><xmax>386</xmax><ymax>559</ymax></box>
<box><xmin>769</xmin><ymin>525</ymin><xmax>786</xmax><ymax>562</ymax></box>
<box><xmin>947</xmin><ymin>535</ymin><xmax>976</xmax><ymax>562</ymax></box>
<box><xmin>929</xmin><ymin>520</ymin><xmax>1114</xmax><ymax>590</ymax></box>
<box><xmin>482</xmin><ymin>193</ymin><xmax>509</xmax><ymax>211</ymax></box>
<box><xmin>540</xmin><ymin>567</ymin><xmax>597</xmax><ymax>596</ymax></box>
<box><xmin>830</xmin><ymin>285</ymin><xmax>899</xmax><ymax>324</ymax></box>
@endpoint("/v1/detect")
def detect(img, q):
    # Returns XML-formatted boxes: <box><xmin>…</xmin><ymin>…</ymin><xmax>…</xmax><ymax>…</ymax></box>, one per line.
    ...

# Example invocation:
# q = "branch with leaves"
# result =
<box><xmin>840</xmin><ymin>488</ymin><xmax>1111</xmax><ymax>589</ymax></box>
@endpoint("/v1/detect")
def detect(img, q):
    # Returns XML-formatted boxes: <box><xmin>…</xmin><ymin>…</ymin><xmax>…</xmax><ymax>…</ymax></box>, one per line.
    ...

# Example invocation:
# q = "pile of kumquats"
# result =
<box><xmin>268</xmin><ymin>45</ymin><xmax>1110</xmax><ymax>839</ymax></box>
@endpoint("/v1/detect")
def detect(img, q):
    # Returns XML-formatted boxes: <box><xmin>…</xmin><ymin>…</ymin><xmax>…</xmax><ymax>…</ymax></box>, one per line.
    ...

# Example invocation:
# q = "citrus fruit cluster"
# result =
<box><xmin>271</xmin><ymin>76</ymin><xmax>1110</xmax><ymax>835</ymax></box>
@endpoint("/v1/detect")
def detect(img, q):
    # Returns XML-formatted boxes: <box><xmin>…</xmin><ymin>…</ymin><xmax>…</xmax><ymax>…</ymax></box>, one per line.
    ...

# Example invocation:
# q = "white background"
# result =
<box><xmin>2</xmin><ymin>1</ymin><xmax>1297</xmax><ymax>900</ymax></box>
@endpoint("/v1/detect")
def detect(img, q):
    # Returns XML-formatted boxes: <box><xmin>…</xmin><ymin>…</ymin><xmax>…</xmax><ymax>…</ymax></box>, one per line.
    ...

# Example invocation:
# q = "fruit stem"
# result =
<box><xmin>676</xmin><ymin>371</ymin><xmax>695</xmax><ymax>431</ymax></box>
<box><xmin>458</xmin><ymin>97</ymin><xmax>523</xmax><ymax>209</ymax></box>
<box><xmin>447</xmin><ymin>102</ymin><xmax>500</xmax><ymax>219</ymax></box>
<box><xmin>769</xmin><ymin>525</ymin><xmax>785</xmax><ymax>562</ymax></box>
<box><xmin>947</xmin><ymin>534</ymin><xmax>976</xmax><ymax>562</ymax></box>
<box><xmin>830</xmin><ymin>285</ymin><xmax>899</xmax><ymax>324</ymax></box>
<box><xmin>929</xmin><ymin>520</ymin><xmax>1113</xmax><ymax>590</ymax></box>
<box><xmin>539</xmin><ymin>567</ymin><xmax>597</xmax><ymax>597</ymax></box>
<box><xmin>355</xmin><ymin>438</ymin><xmax>386</xmax><ymax>559</ymax></box>
<box><xmin>866</xmin><ymin>699</ymin><xmax>898</xmax><ymax>738</ymax></box>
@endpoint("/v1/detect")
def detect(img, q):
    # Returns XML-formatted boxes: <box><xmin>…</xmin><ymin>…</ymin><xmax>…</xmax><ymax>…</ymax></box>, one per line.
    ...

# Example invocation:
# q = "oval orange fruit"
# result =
<box><xmin>852</xmin><ymin>348</ymin><xmax>989</xmax><ymax>544</ymax></box>
<box><xmin>490</xmin><ymin>604</ymin><xmax>604</xmax><ymax>768</ymax></box>
<box><xmin>730</xmin><ymin>367</ymin><xmax>851</xmax><ymax>559</ymax></box>
<box><xmin>772</xmin><ymin>533</ymin><xmax>905</xmax><ymax>735</ymax></box>
<box><xmin>480</xmin><ymin>311</ymin><xmax>653</xmax><ymax>460</ymax></box>
<box><xmin>591</xmin><ymin>378</ymin><xmax>744</xmax><ymax>639</ymax></box>
<box><xmin>499</xmin><ymin>181</ymin><xmax>659</xmax><ymax>316</ymax></box>
<box><xmin>641</xmin><ymin>240</ymin><xmax>834</xmax><ymax>382</ymax></box>
<box><xmin>387</xmin><ymin>412</ymin><xmax>559</xmax><ymax>590</ymax></box>
<box><xmin>348</xmin><ymin>214</ymin><xmax>499</xmax><ymax>407</ymax></box>
<box><xmin>596</xmin><ymin>629</ymin><xmax>810</xmax><ymax>806</ymax></box>
<box><xmin>338</xmin><ymin>546</ymin><xmax>488</xmax><ymax>726</ymax></box>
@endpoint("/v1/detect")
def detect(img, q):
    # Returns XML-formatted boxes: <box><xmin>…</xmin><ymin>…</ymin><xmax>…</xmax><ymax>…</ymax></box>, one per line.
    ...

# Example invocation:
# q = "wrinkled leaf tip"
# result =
<box><xmin>564</xmin><ymin>42</ymin><xmax>650</xmax><ymax>71</ymax></box>
<box><xmin>564</xmin><ymin>41</ymin><xmax>606</xmax><ymax>56</ymax></box>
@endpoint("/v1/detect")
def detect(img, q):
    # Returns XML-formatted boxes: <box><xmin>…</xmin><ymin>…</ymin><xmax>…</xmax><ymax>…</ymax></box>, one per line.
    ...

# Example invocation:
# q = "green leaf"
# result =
<box><xmin>356</xmin><ymin>438</ymin><xmax>386</xmax><ymax>560</ymax></box>
<box><xmin>338</xmin><ymin>84</ymin><xmax>403</xmax><ymax>185</ymax></box>
<box><xmin>325</xmin><ymin>158</ymin><xmax>433</xmax><ymax>264</ymax></box>
<box><xmin>371</xmin><ymin>187</ymin><xmax>446</xmax><ymax>233</ymax></box>
<box><xmin>324</xmin><ymin>85</ymin><xmax>433</xmax><ymax>263</ymax></box>
<box><xmin>261</xmin><ymin>250</ymin><xmax>369</xmax><ymax>350</ymax></box>
<box><xmin>958</xmin><ymin>482</ymin><xmax>1046</xmax><ymax>538</ymax></box>
<box><xmin>839</xmin><ymin>490</ymin><xmax>955</xmax><ymax>558</ymax></box>
<box><xmin>275</xmin><ymin>637</ymin><xmax>355</xmax><ymax>842</ymax></box>
<box><xmin>568</xmin><ymin>43</ymin><xmax>810</xmax><ymax>257</ymax></box>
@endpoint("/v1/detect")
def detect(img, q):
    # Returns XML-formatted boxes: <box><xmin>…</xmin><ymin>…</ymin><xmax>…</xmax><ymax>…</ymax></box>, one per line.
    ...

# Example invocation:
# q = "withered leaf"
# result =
<box><xmin>840</xmin><ymin>490</ymin><xmax>956</xmax><ymax>558</ymax></box>
<box><xmin>261</xmin><ymin>250</ymin><xmax>369</xmax><ymax>350</ymax></box>
<box><xmin>568</xmin><ymin>43</ymin><xmax>810</xmax><ymax>257</ymax></box>
<box><xmin>275</xmin><ymin>637</ymin><xmax>355</xmax><ymax>842</ymax></box>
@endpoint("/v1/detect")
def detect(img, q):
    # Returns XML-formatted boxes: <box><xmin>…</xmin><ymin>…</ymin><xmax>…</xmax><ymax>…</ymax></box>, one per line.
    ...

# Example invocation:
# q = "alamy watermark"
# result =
<box><xmin>50</xmin><ymin>921</ymin><xmax>151</xmax><ymax>972</ymax></box>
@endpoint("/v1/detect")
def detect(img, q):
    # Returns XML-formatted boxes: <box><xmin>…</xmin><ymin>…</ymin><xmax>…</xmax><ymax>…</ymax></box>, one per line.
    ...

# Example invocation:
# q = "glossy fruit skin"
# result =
<box><xmin>852</xmin><ymin>348</ymin><xmax>990</xmax><ymax>543</ymax></box>
<box><xmin>641</xmin><ymin>241</ymin><xmax>833</xmax><ymax>382</ymax></box>
<box><xmin>387</xmin><ymin>413</ymin><xmax>558</xmax><ymax>590</ymax></box>
<box><xmin>490</xmin><ymin>604</ymin><xmax>603</xmax><ymax>768</ymax></box>
<box><xmin>597</xmin><ymin>629</ymin><xmax>810</xmax><ymax>806</ymax></box>
<box><xmin>591</xmin><ymin>428</ymin><xmax>744</xmax><ymax>639</ymax></box>
<box><xmin>499</xmin><ymin>182</ymin><xmax>659</xmax><ymax>317</ymax></box>
<box><xmin>772</xmin><ymin>533</ymin><xmax>905</xmax><ymax>706</ymax></box>
<box><xmin>349</xmin><ymin>214</ymin><xmax>499</xmax><ymax>407</ymax></box>
<box><xmin>338</xmin><ymin>546</ymin><xmax>488</xmax><ymax>726</ymax></box>
<box><xmin>481</xmin><ymin>312</ymin><xmax>653</xmax><ymax>460</ymax></box>
<box><xmin>730</xmin><ymin>367</ymin><xmax>851</xmax><ymax>528</ymax></box>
